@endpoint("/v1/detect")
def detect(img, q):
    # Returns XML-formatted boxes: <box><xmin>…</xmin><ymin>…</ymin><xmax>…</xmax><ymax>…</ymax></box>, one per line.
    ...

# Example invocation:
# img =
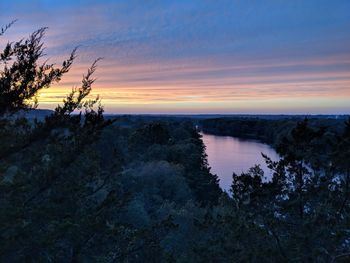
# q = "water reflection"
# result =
<box><xmin>201</xmin><ymin>133</ymin><xmax>280</xmax><ymax>193</ymax></box>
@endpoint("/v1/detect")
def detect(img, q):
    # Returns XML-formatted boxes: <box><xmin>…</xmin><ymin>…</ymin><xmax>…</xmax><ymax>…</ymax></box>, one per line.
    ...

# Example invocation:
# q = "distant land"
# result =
<box><xmin>19</xmin><ymin>109</ymin><xmax>350</xmax><ymax>121</ymax></box>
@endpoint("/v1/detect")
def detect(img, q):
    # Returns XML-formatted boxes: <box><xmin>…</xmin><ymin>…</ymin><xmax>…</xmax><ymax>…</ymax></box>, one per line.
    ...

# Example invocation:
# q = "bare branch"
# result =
<box><xmin>0</xmin><ymin>20</ymin><xmax>17</xmax><ymax>36</ymax></box>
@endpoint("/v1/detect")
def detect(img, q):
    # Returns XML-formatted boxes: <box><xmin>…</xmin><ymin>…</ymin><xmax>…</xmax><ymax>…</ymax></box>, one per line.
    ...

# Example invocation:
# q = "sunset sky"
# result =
<box><xmin>1</xmin><ymin>0</ymin><xmax>349</xmax><ymax>114</ymax></box>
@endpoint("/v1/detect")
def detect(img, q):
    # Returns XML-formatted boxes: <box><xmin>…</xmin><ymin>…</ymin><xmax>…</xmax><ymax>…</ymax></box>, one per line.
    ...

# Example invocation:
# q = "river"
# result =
<box><xmin>201</xmin><ymin>133</ymin><xmax>280</xmax><ymax>193</ymax></box>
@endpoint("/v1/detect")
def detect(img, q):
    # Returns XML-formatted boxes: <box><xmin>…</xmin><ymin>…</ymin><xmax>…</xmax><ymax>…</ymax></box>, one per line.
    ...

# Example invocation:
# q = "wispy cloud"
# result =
<box><xmin>1</xmin><ymin>0</ymin><xmax>350</xmax><ymax>113</ymax></box>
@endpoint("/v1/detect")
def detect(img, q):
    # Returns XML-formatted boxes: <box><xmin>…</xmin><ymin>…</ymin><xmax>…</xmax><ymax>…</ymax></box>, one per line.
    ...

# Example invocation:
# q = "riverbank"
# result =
<box><xmin>200</xmin><ymin>132</ymin><xmax>279</xmax><ymax>192</ymax></box>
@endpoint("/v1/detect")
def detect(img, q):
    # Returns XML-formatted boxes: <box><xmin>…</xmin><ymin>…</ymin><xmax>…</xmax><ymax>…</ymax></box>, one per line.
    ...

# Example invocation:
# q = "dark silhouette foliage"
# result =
<box><xmin>0</xmin><ymin>26</ymin><xmax>76</xmax><ymax>115</ymax></box>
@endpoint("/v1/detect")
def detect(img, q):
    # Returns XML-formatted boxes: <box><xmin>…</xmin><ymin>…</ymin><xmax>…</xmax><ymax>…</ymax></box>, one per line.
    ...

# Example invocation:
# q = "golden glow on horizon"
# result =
<box><xmin>36</xmin><ymin>55</ymin><xmax>350</xmax><ymax>113</ymax></box>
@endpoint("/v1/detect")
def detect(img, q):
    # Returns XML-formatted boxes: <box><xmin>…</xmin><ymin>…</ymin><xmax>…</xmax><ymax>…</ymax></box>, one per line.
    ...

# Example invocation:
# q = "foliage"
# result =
<box><xmin>223</xmin><ymin>119</ymin><xmax>350</xmax><ymax>262</ymax></box>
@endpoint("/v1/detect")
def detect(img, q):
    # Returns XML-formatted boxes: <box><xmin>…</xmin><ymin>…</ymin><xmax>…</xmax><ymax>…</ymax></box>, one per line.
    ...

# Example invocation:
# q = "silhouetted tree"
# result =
<box><xmin>0</xmin><ymin>23</ymin><xmax>120</xmax><ymax>262</ymax></box>
<box><xmin>0</xmin><ymin>24</ymin><xmax>77</xmax><ymax>116</ymax></box>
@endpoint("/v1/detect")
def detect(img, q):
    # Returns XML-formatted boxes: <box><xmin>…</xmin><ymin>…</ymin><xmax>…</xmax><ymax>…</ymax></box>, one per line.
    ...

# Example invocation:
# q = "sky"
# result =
<box><xmin>1</xmin><ymin>0</ymin><xmax>350</xmax><ymax>114</ymax></box>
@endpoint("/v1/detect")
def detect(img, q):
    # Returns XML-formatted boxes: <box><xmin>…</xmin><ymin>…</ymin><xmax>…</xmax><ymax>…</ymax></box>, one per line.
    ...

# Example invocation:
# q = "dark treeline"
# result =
<box><xmin>201</xmin><ymin>117</ymin><xmax>348</xmax><ymax>170</ymax></box>
<box><xmin>201</xmin><ymin>117</ymin><xmax>346</xmax><ymax>146</ymax></box>
<box><xmin>1</xmin><ymin>24</ymin><xmax>350</xmax><ymax>262</ymax></box>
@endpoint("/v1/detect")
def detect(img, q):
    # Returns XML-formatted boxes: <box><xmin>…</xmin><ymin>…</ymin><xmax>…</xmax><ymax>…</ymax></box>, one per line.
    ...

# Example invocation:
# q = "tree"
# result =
<box><xmin>0</xmin><ymin>20</ymin><xmax>113</xmax><ymax>155</ymax></box>
<box><xmin>227</xmin><ymin>119</ymin><xmax>350</xmax><ymax>261</ymax></box>
<box><xmin>0</xmin><ymin>22</ymin><xmax>125</xmax><ymax>262</ymax></box>
<box><xmin>0</xmin><ymin>23</ymin><xmax>76</xmax><ymax>116</ymax></box>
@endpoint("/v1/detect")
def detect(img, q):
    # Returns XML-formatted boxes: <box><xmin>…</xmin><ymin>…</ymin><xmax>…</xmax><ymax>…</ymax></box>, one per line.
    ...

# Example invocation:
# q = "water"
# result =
<box><xmin>201</xmin><ymin>133</ymin><xmax>280</xmax><ymax>193</ymax></box>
